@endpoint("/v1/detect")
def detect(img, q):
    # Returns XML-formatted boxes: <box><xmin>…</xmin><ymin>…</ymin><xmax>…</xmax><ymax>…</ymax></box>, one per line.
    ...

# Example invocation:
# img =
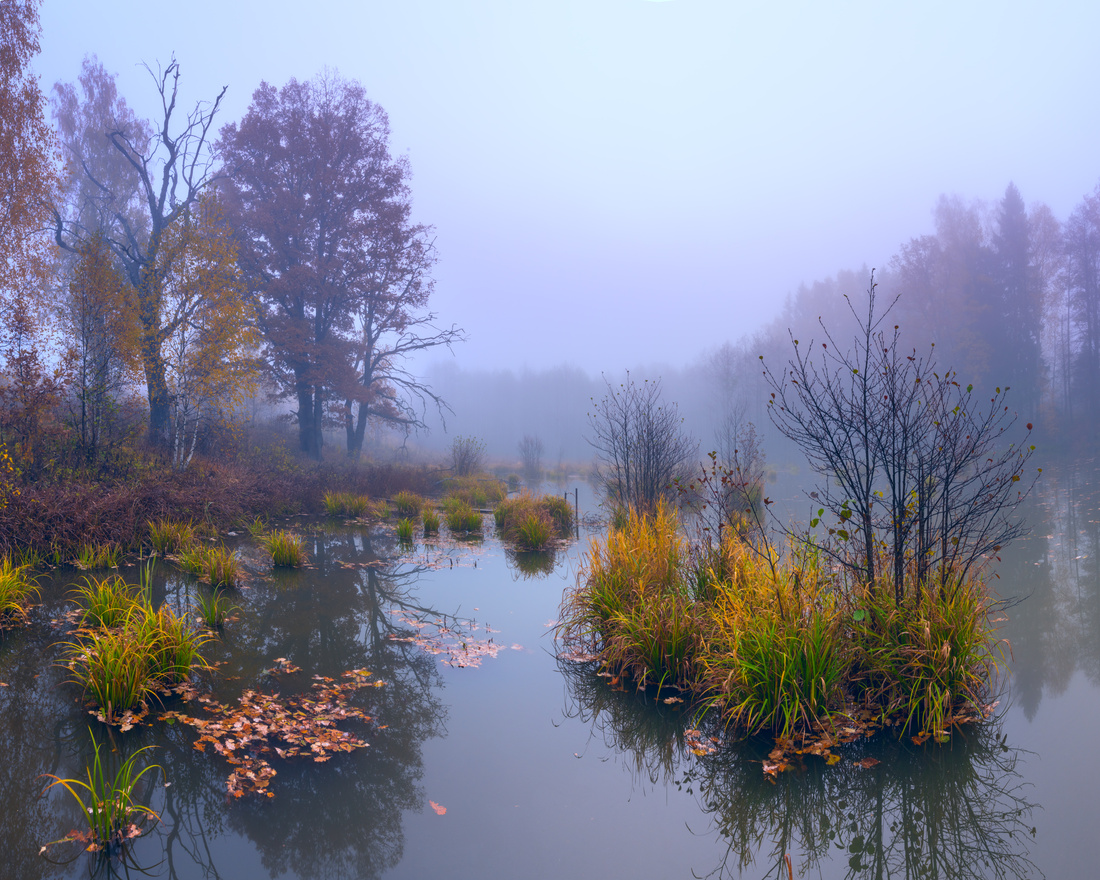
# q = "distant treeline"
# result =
<box><xmin>422</xmin><ymin>181</ymin><xmax>1099</xmax><ymax>464</ymax></box>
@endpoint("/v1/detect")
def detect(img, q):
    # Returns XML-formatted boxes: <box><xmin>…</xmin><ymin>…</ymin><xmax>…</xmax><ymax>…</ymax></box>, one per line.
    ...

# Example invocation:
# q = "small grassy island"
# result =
<box><xmin>560</xmin><ymin>281</ymin><xmax>1039</xmax><ymax>772</ymax></box>
<box><xmin>559</xmin><ymin>502</ymin><xmax>1001</xmax><ymax>770</ymax></box>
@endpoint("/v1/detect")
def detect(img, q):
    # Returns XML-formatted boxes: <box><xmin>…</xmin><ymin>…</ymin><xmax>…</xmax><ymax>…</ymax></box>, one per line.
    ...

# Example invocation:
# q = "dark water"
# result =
<box><xmin>4</xmin><ymin>467</ymin><xmax>1098</xmax><ymax>879</ymax></box>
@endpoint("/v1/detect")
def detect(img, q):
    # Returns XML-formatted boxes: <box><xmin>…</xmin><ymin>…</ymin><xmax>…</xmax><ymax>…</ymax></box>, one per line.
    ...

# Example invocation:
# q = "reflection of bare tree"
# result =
<box><xmin>557</xmin><ymin>657</ymin><xmax>690</xmax><ymax>789</ymax></box>
<box><xmin>147</xmin><ymin>524</ymin><xmax>454</xmax><ymax>880</ymax></box>
<box><xmin>559</xmin><ymin>662</ymin><xmax>1040</xmax><ymax>880</ymax></box>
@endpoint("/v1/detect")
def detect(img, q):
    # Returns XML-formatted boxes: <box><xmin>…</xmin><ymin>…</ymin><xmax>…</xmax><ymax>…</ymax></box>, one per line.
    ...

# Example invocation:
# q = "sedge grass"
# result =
<box><xmin>147</xmin><ymin>519</ymin><xmax>197</xmax><ymax>555</ymax></box>
<box><xmin>494</xmin><ymin>492</ymin><xmax>572</xmax><ymax>550</ymax></box>
<box><xmin>0</xmin><ymin>556</ymin><xmax>38</xmax><ymax>628</ymax></box>
<box><xmin>67</xmin><ymin>577</ymin><xmax>209</xmax><ymax>719</ymax></box>
<box><xmin>445</xmin><ymin>502</ymin><xmax>483</xmax><ymax>534</ymax></box>
<box><xmin>422</xmin><ymin>508</ymin><xmax>440</xmax><ymax>536</ymax></box>
<box><xmin>72</xmin><ymin>575</ymin><xmax>142</xmax><ymax>630</ymax></box>
<box><xmin>41</xmin><ymin>735</ymin><xmax>161</xmax><ymax>854</ymax></box>
<box><xmin>244</xmin><ymin>515</ymin><xmax>268</xmax><ymax>539</ymax></box>
<box><xmin>850</xmin><ymin>572</ymin><xmax>999</xmax><ymax>735</ymax></box>
<box><xmin>262</xmin><ymin>530</ymin><xmax>306</xmax><ymax>567</ymax></box>
<box><xmin>195</xmin><ymin>588</ymin><xmax>236</xmax><ymax>629</ymax></box>
<box><xmin>560</xmin><ymin>503</ymin><xmax>999</xmax><ymax>741</ymax></box>
<box><xmin>442</xmin><ymin>475</ymin><xmax>507</xmax><ymax>508</ymax></box>
<box><xmin>322</xmin><ymin>491</ymin><xmax>369</xmax><ymax>518</ymax></box>
<box><xmin>392</xmin><ymin>490</ymin><xmax>424</xmax><ymax>518</ymax></box>
<box><xmin>202</xmin><ymin>545</ymin><xmax>239</xmax><ymax>588</ymax></box>
<box><xmin>76</xmin><ymin>543</ymin><xmax>123</xmax><ymax>570</ymax></box>
<box><xmin>396</xmin><ymin>517</ymin><xmax>415</xmax><ymax>543</ymax></box>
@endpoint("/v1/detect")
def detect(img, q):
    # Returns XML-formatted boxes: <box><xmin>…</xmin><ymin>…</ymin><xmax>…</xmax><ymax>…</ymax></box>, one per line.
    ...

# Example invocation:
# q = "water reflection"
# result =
<box><xmin>559</xmin><ymin>662</ymin><xmax>1040</xmax><ymax>880</ymax></box>
<box><xmin>21</xmin><ymin>524</ymin><xmax>464</xmax><ymax>879</ymax></box>
<box><xmin>505</xmin><ymin>547</ymin><xmax>558</xmax><ymax>579</ymax></box>
<box><xmin>999</xmin><ymin>456</ymin><xmax>1100</xmax><ymax>718</ymax></box>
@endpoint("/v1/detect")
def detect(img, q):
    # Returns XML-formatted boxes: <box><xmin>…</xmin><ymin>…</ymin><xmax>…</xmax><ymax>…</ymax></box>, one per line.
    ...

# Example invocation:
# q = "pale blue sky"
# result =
<box><xmin>35</xmin><ymin>0</ymin><xmax>1100</xmax><ymax>372</ymax></box>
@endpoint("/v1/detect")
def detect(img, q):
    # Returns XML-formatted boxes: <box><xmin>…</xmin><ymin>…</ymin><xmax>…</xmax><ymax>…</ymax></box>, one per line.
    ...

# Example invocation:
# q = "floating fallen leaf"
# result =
<box><xmin>663</xmin><ymin>696</ymin><xmax>683</xmax><ymax>704</ymax></box>
<box><xmin>429</xmin><ymin>800</ymin><xmax>447</xmax><ymax>815</ymax></box>
<box><xmin>161</xmin><ymin>668</ymin><xmax>378</xmax><ymax>798</ymax></box>
<box><xmin>854</xmin><ymin>757</ymin><xmax>880</xmax><ymax>769</ymax></box>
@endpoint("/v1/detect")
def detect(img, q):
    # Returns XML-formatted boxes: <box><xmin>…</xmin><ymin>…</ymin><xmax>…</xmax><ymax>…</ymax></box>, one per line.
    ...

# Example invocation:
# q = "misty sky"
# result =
<box><xmin>35</xmin><ymin>0</ymin><xmax>1100</xmax><ymax>375</ymax></box>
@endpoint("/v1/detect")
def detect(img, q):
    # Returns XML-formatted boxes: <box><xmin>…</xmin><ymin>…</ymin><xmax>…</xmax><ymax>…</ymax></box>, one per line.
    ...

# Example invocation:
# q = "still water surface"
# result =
<box><xmin>3</xmin><ymin>465</ymin><xmax>1099</xmax><ymax>879</ymax></box>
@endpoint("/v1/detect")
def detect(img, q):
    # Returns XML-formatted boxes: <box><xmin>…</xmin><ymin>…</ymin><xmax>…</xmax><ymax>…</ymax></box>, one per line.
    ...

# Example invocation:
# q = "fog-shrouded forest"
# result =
<box><xmin>4</xmin><ymin>0</ymin><xmax>1100</xmax><ymax>481</ymax></box>
<box><xmin>416</xmin><ymin>181</ymin><xmax>1097</xmax><ymax>474</ymax></box>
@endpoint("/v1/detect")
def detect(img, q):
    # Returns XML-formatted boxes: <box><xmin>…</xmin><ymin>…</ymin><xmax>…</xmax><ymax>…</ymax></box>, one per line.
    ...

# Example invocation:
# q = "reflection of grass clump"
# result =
<box><xmin>560</xmin><ymin>501</ymin><xmax>998</xmax><ymax>739</ymax></box>
<box><xmin>495</xmin><ymin>491</ymin><xmax>573</xmax><ymax>550</ymax></box>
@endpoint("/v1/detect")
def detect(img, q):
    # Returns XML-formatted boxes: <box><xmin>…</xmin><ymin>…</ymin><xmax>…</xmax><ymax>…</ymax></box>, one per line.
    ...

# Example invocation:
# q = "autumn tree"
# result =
<box><xmin>51</xmin><ymin>57</ymin><xmax>230</xmax><ymax>448</ymax></box>
<box><xmin>0</xmin><ymin>0</ymin><xmax>55</xmax><ymax>313</ymax></box>
<box><xmin>64</xmin><ymin>232</ymin><xmax>140</xmax><ymax>459</ymax></box>
<box><xmin>218</xmin><ymin>72</ymin><xmax>463</xmax><ymax>461</ymax></box>
<box><xmin>157</xmin><ymin>195</ymin><xmax>257</xmax><ymax>468</ymax></box>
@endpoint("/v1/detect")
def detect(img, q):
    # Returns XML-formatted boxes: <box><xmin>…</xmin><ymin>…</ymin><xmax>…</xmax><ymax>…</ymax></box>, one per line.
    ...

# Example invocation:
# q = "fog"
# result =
<box><xmin>34</xmin><ymin>0</ymin><xmax>1100</xmax><ymax>466</ymax></box>
<box><xmin>38</xmin><ymin>1</ymin><xmax>1100</xmax><ymax>377</ymax></box>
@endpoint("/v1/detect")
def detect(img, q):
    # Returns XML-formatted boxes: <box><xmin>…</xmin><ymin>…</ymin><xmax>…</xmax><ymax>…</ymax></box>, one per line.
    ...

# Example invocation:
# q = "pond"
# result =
<box><xmin>4</xmin><ymin>464</ymin><xmax>1099</xmax><ymax>879</ymax></box>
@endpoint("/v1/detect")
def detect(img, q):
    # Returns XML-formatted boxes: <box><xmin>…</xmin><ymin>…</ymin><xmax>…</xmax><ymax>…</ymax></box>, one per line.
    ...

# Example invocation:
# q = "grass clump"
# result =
<box><xmin>323</xmin><ymin>491</ymin><xmax>369</xmax><ymax>518</ymax></box>
<box><xmin>66</xmin><ymin>576</ymin><xmax>209</xmax><ymax>720</ymax></box>
<box><xmin>75</xmin><ymin>543</ymin><xmax>123</xmax><ymax>570</ymax></box>
<box><xmin>849</xmin><ymin>573</ymin><xmax>998</xmax><ymax>736</ymax></box>
<box><xmin>396</xmin><ymin>518</ymin><xmax>415</xmax><ymax>543</ymax></box>
<box><xmin>175</xmin><ymin>544</ymin><xmax>239</xmax><ymax>587</ymax></box>
<box><xmin>422</xmin><ymin>508</ymin><xmax>440</xmax><ymax>536</ymax></box>
<box><xmin>392</xmin><ymin>490</ymin><xmax>424</xmax><ymax>518</ymax></box>
<box><xmin>559</xmin><ymin>501</ymin><xmax>1001</xmax><ymax>742</ymax></box>
<box><xmin>495</xmin><ymin>491</ymin><xmax>574</xmax><ymax>550</ymax></box>
<box><xmin>445</xmin><ymin>501</ymin><xmax>482</xmax><ymax>534</ymax></box>
<box><xmin>0</xmin><ymin>556</ymin><xmax>38</xmax><ymax>628</ymax></box>
<box><xmin>73</xmin><ymin>575</ymin><xmax>142</xmax><ymax>630</ymax></box>
<box><xmin>41</xmin><ymin>735</ymin><xmax>161</xmax><ymax>854</ymax></box>
<box><xmin>147</xmin><ymin>518</ymin><xmax>196</xmax><ymax>555</ymax></box>
<box><xmin>262</xmin><ymin>530</ymin><xmax>306</xmax><ymax>567</ymax></box>
<box><xmin>442</xmin><ymin>475</ymin><xmax>506</xmax><ymax>509</ymax></box>
<box><xmin>195</xmin><ymin>588</ymin><xmax>237</xmax><ymax>629</ymax></box>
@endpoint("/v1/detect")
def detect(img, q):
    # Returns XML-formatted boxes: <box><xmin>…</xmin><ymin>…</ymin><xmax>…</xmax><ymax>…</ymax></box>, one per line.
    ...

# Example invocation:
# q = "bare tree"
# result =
<box><xmin>450</xmin><ymin>435</ymin><xmax>485</xmax><ymax>477</ymax></box>
<box><xmin>587</xmin><ymin>372</ymin><xmax>697</xmax><ymax>512</ymax></box>
<box><xmin>762</xmin><ymin>273</ymin><xmax>1038</xmax><ymax>601</ymax></box>
<box><xmin>518</xmin><ymin>434</ymin><xmax>544</xmax><ymax>485</ymax></box>
<box><xmin>52</xmin><ymin>57</ymin><xmax>229</xmax><ymax>448</ymax></box>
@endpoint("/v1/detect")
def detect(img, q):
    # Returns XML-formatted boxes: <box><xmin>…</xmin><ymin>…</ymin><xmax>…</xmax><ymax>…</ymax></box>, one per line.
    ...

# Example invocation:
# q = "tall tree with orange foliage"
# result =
<box><xmin>157</xmin><ymin>195</ymin><xmax>257</xmax><ymax>468</ymax></box>
<box><xmin>52</xmin><ymin>57</ymin><xmax>231</xmax><ymax>449</ymax></box>
<box><xmin>0</xmin><ymin>0</ymin><xmax>55</xmax><ymax>308</ymax></box>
